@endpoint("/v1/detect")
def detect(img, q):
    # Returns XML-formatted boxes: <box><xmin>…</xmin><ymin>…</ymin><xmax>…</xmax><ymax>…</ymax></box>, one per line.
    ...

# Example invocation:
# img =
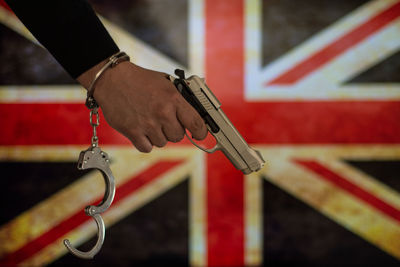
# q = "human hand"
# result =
<box><xmin>77</xmin><ymin>61</ymin><xmax>208</xmax><ymax>152</ymax></box>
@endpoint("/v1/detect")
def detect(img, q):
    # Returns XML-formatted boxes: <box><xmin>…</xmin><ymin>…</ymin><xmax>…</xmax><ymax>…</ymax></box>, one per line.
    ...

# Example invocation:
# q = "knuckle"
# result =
<box><xmin>191</xmin><ymin>118</ymin><xmax>204</xmax><ymax>132</ymax></box>
<box><xmin>157</xmin><ymin>105</ymin><xmax>174</xmax><ymax>120</ymax></box>
<box><xmin>172</xmin><ymin>93</ymin><xmax>187</xmax><ymax>108</ymax></box>
<box><xmin>170</xmin><ymin>91</ymin><xmax>182</xmax><ymax>103</ymax></box>
<box><xmin>143</xmin><ymin>120</ymin><xmax>157</xmax><ymax>132</ymax></box>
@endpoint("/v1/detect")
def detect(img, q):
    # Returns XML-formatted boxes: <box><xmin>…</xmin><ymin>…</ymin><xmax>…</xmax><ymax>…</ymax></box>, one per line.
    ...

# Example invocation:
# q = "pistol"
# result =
<box><xmin>169</xmin><ymin>69</ymin><xmax>265</xmax><ymax>174</ymax></box>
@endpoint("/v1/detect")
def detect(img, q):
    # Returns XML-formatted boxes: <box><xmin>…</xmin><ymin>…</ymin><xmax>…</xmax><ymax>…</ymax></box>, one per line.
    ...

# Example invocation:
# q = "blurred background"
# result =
<box><xmin>1</xmin><ymin>0</ymin><xmax>400</xmax><ymax>266</ymax></box>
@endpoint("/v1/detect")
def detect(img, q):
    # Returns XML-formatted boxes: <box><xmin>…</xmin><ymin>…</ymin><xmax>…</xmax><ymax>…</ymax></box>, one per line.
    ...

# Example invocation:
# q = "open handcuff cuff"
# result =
<box><xmin>63</xmin><ymin>51</ymin><xmax>129</xmax><ymax>259</ymax></box>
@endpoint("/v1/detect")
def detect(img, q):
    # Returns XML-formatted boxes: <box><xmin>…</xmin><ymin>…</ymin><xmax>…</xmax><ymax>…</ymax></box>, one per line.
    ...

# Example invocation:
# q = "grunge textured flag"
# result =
<box><xmin>1</xmin><ymin>0</ymin><xmax>400</xmax><ymax>266</ymax></box>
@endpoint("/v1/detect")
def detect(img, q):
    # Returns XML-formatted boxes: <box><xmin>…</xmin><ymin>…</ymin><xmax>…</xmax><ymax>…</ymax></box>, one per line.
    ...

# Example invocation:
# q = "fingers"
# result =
<box><xmin>176</xmin><ymin>101</ymin><xmax>208</xmax><ymax>140</ymax></box>
<box><xmin>162</xmin><ymin>119</ymin><xmax>185</xmax><ymax>143</ymax></box>
<box><xmin>146</xmin><ymin>128</ymin><xmax>168</xmax><ymax>148</ymax></box>
<box><xmin>125</xmin><ymin>109</ymin><xmax>205</xmax><ymax>152</ymax></box>
<box><xmin>125</xmin><ymin>115</ymin><xmax>183</xmax><ymax>152</ymax></box>
<box><xmin>130</xmin><ymin>134</ymin><xmax>153</xmax><ymax>153</ymax></box>
<box><xmin>129</xmin><ymin>125</ymin><xmax>182</xmax><ymax>152</ymax></box>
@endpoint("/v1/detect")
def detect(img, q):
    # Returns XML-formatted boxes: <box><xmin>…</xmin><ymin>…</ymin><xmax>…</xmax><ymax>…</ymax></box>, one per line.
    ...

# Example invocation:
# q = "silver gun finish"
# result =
<box><xmin>171</xmin><ymin>74</ymin><xmax>265</xmax><ymax>174</ymax></box>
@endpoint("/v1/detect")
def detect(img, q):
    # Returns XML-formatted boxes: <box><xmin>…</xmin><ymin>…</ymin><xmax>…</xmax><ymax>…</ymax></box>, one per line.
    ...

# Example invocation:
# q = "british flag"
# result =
<box><xmin>0</xmin><ymin>0</ymin><xmax>400</xmax><ymax>266</ymax></box>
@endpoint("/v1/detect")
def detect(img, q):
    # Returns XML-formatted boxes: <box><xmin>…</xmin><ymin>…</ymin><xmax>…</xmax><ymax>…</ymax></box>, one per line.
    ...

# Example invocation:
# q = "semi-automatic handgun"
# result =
<box><xmin>169</xmin><ymin>69</ymin><xmax>265</xmax><ymax>174</ymax></box>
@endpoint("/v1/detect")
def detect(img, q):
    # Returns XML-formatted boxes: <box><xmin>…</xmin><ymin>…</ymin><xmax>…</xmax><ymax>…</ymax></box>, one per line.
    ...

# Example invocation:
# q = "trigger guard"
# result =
<box><xmin>185</xmin><ymin>133</ymin><xmax>220</xmax><ymax>153</ymax></box>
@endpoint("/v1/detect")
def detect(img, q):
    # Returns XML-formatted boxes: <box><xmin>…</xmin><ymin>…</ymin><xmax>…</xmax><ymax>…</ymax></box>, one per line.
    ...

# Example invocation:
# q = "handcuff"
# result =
<box><xmin>63</xmin><ymin>51</ymin><xmax>129</xmax><ymax>259</ymax></box>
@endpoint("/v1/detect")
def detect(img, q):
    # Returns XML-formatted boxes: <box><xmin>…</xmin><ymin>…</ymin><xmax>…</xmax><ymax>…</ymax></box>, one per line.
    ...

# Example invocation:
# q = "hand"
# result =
<box><xmin>77</xmin><ymin>61</ymin><xmax>208</xmax><ymax>152</ymax></box>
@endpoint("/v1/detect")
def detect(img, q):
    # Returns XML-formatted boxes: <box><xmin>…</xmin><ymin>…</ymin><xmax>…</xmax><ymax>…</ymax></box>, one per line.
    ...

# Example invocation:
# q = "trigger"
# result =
<box><xmin>185</xmin><ymin>133</ymin><xmax>220</xmax><ymax>153</ymax></box>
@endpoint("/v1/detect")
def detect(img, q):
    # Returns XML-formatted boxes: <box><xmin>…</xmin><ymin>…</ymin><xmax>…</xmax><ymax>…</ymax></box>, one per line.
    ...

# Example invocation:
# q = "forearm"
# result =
<box><xmin>5</xmin><ymin>0</ymin><xmax>119</xmax><ymax>78</ymax></box>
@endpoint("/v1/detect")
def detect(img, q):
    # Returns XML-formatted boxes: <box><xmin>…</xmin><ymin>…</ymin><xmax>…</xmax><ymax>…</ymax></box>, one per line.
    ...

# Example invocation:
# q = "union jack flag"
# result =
<box><xmin>0</xmin><ymin>0</ymin><xmax>400</xmax><ymax>266</ymax></box>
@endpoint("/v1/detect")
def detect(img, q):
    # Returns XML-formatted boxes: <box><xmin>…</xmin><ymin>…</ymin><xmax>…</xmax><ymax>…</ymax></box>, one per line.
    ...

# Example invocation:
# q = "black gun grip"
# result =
<box><xmin>174</xmin><ymin>79</ymin><xmax>220</xmax><ymax>134</ymax></box>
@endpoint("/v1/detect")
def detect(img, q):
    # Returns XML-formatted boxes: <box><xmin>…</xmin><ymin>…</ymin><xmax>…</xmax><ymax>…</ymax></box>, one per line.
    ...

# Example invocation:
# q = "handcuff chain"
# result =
<box><xmin>90</xmin><ymin>108</ymin><xmax>100</xmax><ymax>147</ymax></box>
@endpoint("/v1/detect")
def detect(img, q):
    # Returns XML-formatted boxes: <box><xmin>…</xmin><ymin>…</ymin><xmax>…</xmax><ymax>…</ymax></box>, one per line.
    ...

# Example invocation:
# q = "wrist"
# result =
<box><xmin>76</xmin><ymin>52</ymin><xmax>130</xmax><ymax>109</ymax></box>
<box><xmin>77</xmin><ymin>52</ymin><xmax>130</xmax><ymax>90</ymax></box>
<box><xmin>76</xmin><ymin>58</ymin><xmax>109</xmax><ymax>90</ymax></box>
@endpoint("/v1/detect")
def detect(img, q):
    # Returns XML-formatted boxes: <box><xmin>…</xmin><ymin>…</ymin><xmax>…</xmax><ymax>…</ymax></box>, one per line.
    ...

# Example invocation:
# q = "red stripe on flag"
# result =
<box><xmin>267</xmin><ymin>1</ymin><xmax>400</xmax><ymax>85</ymax></box>
<box><xmin>0</xmin><ymin>103</ymin><xmax>129</xmax><ymax>145</ymax></box>
<box><xmin>1</xmin><ymin>101</ymin><xmax>400</xmax><ymax>145</ymax></box>
<box><xmin>223</xmin><ymin>100</ymin><xmax>400</xmax><ymax>144</ymax></box>
<box><xmin>0</xmin><ymin>160</ymin><xmax>182</xmax><ymax>266</ymax></box>
<box><xmin>207</xmin><ymin>152</ymin><xmax>244</xmax><ymax>266</ymax></box>
<box><xmin>205</xmin><ymin>0</ymin><xmax>245</xmax><ymax>265</ymax></box>
<box><xmin>295</xmin><ymin>160</ymin><xmax>400</xmax><ymax>222</ymax></box>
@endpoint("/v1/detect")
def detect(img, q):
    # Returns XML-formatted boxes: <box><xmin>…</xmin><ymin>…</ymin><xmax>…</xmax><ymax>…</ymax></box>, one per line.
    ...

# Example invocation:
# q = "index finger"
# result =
<box><xmin>176</xmin><ymin>99</ymin><xmax>208</xmax><ymax>140</ymax></box>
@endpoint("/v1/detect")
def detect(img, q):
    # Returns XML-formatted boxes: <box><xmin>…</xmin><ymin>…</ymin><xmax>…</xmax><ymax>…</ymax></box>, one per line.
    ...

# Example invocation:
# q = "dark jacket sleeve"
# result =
<box><xmin>5</xmin><ymin>0</ymin><xmax>120</xmax><ymax>78</ymax></box>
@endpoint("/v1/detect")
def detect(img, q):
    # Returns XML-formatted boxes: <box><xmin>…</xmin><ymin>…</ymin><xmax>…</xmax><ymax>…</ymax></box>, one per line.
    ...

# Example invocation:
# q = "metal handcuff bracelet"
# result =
<box><xmin>63</xmin><ymin>51</ymin><xmax>129</xmax><ymax>259</ymax></box>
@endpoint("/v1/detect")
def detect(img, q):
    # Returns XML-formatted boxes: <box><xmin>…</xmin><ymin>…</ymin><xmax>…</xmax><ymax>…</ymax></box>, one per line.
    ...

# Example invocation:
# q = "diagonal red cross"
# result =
<box><xmin>1</xmin><ymin>0</ymin><xmax>400</xmax><ymax>266</ymax></box>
